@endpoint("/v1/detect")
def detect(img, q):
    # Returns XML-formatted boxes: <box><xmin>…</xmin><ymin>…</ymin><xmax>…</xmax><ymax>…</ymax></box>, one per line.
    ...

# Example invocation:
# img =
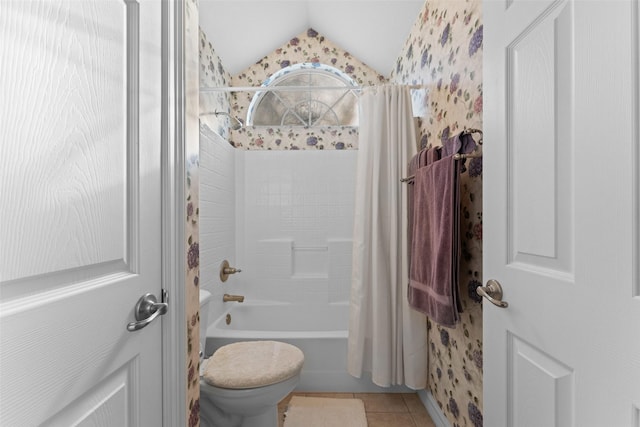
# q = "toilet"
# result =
<box><xmin>199</xmin><ymin>290</ymin><xmax>304</xmax><ymax>427</ymax></box>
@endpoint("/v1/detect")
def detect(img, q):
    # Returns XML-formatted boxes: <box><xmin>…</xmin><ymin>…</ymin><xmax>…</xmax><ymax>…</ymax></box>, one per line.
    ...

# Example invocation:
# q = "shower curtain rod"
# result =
<box><xmin>199</xmin><ymin>84</ymin><xmax>426</xmax><ymax>93</ymax></box>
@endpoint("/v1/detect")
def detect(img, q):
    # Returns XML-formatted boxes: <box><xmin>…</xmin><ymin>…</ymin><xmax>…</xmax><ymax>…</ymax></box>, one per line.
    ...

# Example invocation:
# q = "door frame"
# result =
<box><xmin>161</xmin><ymin>0</ymin><xmax>188</xmax><ymax>425</ymax></box>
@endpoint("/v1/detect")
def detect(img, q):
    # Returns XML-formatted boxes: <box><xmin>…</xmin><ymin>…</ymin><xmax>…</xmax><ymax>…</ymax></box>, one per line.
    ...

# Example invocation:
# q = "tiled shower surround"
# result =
<box><xmin>235</xmin><ymin>150</ymin><xmax>357</xmax><ymax>303</ymax></box>
<box><xmin>199</xmin><ymin>125</ymin><xmax>237</xmax><ymax>319</ymax></box>
<box><xmin>196</xmin><ymin>0</ymin><xmax>484</xmax><ymax>426</ymax></box>
<box><xmin>199</xmin><ymin>127</ymin><xmax>357</xmax><ymax>305</ymax></box>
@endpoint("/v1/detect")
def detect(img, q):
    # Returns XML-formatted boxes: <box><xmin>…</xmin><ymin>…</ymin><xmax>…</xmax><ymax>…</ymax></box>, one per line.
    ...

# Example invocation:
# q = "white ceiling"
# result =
<box><xmin>199</xmin><ymin>0</ymin><xmax>425</xmax><ymax>77</ymax></box>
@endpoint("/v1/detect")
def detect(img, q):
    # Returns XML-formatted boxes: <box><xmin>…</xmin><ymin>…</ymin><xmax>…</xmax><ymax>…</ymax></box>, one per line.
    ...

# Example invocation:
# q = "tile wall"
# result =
<box><xmin>199</xmin><ymin>124</ymin><xmax>237</xmax><ymax>326</ymax></box>
<box><xmin>234</xmin><ymin>150</ymin><xmax>357</xmax><ymax>303</ymax></box>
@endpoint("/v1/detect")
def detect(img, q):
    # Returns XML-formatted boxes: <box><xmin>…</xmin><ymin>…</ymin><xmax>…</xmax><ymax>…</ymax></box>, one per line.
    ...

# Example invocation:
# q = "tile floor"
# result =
<box><xmin>278</xmin><ymin>392</ymin><xmax>437</xmax><ymax>427</ymax></box>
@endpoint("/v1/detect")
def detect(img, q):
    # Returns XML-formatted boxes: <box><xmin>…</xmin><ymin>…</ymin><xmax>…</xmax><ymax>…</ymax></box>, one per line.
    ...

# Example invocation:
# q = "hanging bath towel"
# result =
<box><xmin>408</xmin><ymin>149</ymin><xmax>462</xmax><ymax>328</ymax></box>
<box><xmin>406</xmin><ymin>147</ymin><xmax>429</xmax><ymax>269</ymax></box>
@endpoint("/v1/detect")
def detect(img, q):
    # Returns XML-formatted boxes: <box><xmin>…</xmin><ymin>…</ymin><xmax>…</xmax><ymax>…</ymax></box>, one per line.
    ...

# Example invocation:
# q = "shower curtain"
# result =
<box><xmin>347</xmin><ymin>84</ymin><xmax>427</xmax><ymax>389</ymax></box>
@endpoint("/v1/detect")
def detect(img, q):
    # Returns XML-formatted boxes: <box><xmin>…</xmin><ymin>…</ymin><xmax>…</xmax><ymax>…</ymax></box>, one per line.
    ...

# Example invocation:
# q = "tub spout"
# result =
<box><xmin>223</xmin><ymin>294</ymin><xmax>245</xmax><ymax>303</ymax></box>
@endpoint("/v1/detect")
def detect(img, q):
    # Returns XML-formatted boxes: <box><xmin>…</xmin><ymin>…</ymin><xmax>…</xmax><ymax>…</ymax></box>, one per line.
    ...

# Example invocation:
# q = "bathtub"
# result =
<box><xmin>205</xmin><ymin>301</ymin><xmax>409</xmax><ymax>393</ymax></box>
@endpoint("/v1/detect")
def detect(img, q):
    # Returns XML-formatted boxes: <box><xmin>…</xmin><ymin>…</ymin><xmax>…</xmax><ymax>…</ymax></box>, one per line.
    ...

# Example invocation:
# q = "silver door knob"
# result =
<box><xmin>477</xmin><ymin>279</ymin><xmax>509</xmax><ymax>308</ymax></box>
<box><xmin>127</xmin><ymin>292</ymin><xmax>168</xmax><ymax>332</ymax></box>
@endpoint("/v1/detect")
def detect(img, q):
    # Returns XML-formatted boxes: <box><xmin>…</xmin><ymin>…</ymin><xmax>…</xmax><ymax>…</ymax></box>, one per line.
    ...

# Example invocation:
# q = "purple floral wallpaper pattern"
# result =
<box><xmin>186</xmin><ymin>0</ymin><xmax>201</xmax><ymax>426</ymax></box>
<box><xmin>199</xmin><ymin>28</ymin><xmax>232</xmax><ymax>139</ymax></box>
<box><xmin>186</xmin><ymin>154</ymin><xmax>201</xmax><ymax>427</ymax></box>
<box><xmin>391</xmin><ymin>1</ymin><xmax>484</xmax><ymax>426</ymax></box>
<box><xmin>229</xmin><ymin>28</ymin><xmax>385</xmax><ymax>150</ymax></box>
<box><xmin>232</xmin><ymin>125</ymin><xmax>358</xmax><ymax>150</ymax></box>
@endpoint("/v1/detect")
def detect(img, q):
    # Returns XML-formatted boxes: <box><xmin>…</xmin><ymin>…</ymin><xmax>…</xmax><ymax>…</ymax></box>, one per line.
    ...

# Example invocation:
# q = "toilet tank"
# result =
<box><xmin>199</xmin><ymin>290</ymin><xmax>212</xmax><ymax>359</ymax></box>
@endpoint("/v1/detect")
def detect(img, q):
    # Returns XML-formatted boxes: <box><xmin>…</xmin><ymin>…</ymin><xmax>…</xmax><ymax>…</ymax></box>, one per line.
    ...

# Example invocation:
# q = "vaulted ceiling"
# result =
<box><xmin>199</xmin><ymin>0</ymin><xmax>425</xmax><ymax>77</ymax></box>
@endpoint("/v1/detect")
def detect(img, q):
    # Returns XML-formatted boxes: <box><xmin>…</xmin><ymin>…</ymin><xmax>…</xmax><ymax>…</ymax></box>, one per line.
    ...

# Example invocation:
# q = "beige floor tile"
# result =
<box><xmin>401</xmin><ymin>393</ymin><xmax>428</xmax><ymax>414</ymax></box>
<box><xmin>411</xmin><ymin>411</ymin><xmax>437</xmax><ymax>427</ymax></box>
<box><xmin>354</xmin><ymin>393</ymin><xmax>408</xmax><ymax>413</ymax></box>
<box><xmin>367</xmin><ymin>412</ymin><xmax>416</xmax><ymax>427</ymax></box>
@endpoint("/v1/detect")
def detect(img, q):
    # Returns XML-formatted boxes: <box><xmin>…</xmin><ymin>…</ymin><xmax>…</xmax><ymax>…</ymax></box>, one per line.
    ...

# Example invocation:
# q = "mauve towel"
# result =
<box><xmin>442</xmin><ymin>131</ymin><xmax>477</xmax><ymax>173</ymax></box>
<box><xmin>408</xmin><ymin>148</ymin><xmax>462</xmax><ymax>328</ymax></box>
<box><xmin>441</xmin><ymin>131</ymin><xmax>477</xmax><ymax>157</ymax></box>
<box><xmin>406</xmin><ymin>147</ymin><xmax>430</xmax><ymax>267</ymax></box>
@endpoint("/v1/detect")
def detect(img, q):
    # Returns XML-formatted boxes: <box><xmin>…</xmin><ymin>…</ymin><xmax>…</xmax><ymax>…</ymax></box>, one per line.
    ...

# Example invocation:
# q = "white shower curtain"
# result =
<box><xmin>347</xmin><ymin>84</ymin><xmax>427</xmax><ymax>389</ymax></box>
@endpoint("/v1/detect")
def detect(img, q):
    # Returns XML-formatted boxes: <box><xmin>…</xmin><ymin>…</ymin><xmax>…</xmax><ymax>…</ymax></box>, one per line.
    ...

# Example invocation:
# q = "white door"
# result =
<box><xmin>0</xmin><ymin>1</ymin><xmax>164</xmax><ymax>425</ymax></box>
<box><xmin>483</xmin><ymin>0</ymin><xmax>640</xmax><ymax>425</ymax></box>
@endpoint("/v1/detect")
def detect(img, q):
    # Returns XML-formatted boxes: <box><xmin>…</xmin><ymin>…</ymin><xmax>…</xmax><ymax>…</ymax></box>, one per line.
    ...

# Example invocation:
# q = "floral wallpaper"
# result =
<box><xmin>199</xmin><ymin>28</ymin><xmax>232</xmax><ymax>139</ymax></box>
<box><xmin>185</xmin><ymin>153</ymin><xmax>201</xmax><ymax>427</ymax></box>
<box><xmin>229</xmin><ymin>28</ymin><xmax>385</xmax><ymax>150</ymax></box>
<box><xmin>186</xmin><ymin>0</ymin><xmax>201</xmax><ymax>426</ymax></box>
<box><xmin>390</xmin><ymin>1</ymin><xmax>484</xmax><ymax>426</ymax></box>
<box><xmin>231</xmin><ymin>125</ymin><xmax>359</xmax><ymax>150</ymax></box>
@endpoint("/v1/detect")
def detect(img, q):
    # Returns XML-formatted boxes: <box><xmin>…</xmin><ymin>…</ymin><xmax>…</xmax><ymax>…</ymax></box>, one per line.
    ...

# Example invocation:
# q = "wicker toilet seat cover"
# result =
<box><xmin>203</xmin><ymin>340</ymin><xmax>304</xmax><ymax>389</ymax></box>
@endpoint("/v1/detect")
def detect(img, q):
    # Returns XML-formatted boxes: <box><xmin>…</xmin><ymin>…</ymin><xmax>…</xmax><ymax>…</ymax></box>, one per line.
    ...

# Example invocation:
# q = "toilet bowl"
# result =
<box><xmin>199</xmin><ymin>291</ymin><xmax>304</xmax><ymax>427</ymax></box>
<box><xmin>200</xmin><ymin>341</ymin><xmax>303</xmax><ymax>427</ymax></box>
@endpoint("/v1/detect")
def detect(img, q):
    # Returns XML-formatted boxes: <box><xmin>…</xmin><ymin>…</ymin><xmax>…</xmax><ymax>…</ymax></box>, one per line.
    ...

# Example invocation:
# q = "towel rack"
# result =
<box><xmin>400</xmin><ymin>128</ymin><xmax>483</xmax><ymax>183</ymax></box>
<box><xmin>462</xmin><ymin>128</ymin><xmax>483</xmax><ymax>144</ymax></box>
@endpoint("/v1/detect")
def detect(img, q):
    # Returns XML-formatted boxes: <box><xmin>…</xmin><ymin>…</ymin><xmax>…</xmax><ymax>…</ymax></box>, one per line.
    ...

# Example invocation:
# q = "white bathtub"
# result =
<box><xmin>205</xmin><ymin>301</ymin><xmax>408</xmax><ymax>393</ymax></box>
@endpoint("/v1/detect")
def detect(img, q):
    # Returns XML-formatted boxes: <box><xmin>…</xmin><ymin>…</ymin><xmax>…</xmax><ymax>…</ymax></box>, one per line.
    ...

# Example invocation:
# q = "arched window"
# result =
<box><xmin>246</xmin><ymin>63</ymin><xmax>359</xmax><ymax>127</ymax></box>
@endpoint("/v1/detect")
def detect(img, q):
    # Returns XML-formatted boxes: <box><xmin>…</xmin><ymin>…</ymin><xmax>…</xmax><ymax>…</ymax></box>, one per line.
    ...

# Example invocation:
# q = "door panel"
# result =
<box><xmin>507</xmin><ymin>0</ymin><xmax>574</xmax><ymax>275</ymax></box>
<box><xmin>508</xmin><ymin>333</ymin><xmax>574</xmax><ymax>427</ymax></box>
<box><xmin>1</xmin><ymin>0</ymin><xmax>133</xmax><ymax>283</ymax></box>
<box><xmin>484</xmin><ymin>0</ymin><xmax>640</xmax><ymax>425</ymax></box>
<box><xmin>42</xmin><ymin>360</ymin><xmax>136</xmax><ymax>427</ymax></box>
<box><xmin>0</xmin><ymin>1</ymin><xmax>163</xmax><ymax>425</ymax></box>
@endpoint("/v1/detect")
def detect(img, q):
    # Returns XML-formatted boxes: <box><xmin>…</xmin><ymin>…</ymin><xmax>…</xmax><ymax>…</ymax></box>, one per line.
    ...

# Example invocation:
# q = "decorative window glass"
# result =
<box><xmin>246</xmin><ymin>63</ymin><xmax>359</xmax><ymax>127</ymax></box>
